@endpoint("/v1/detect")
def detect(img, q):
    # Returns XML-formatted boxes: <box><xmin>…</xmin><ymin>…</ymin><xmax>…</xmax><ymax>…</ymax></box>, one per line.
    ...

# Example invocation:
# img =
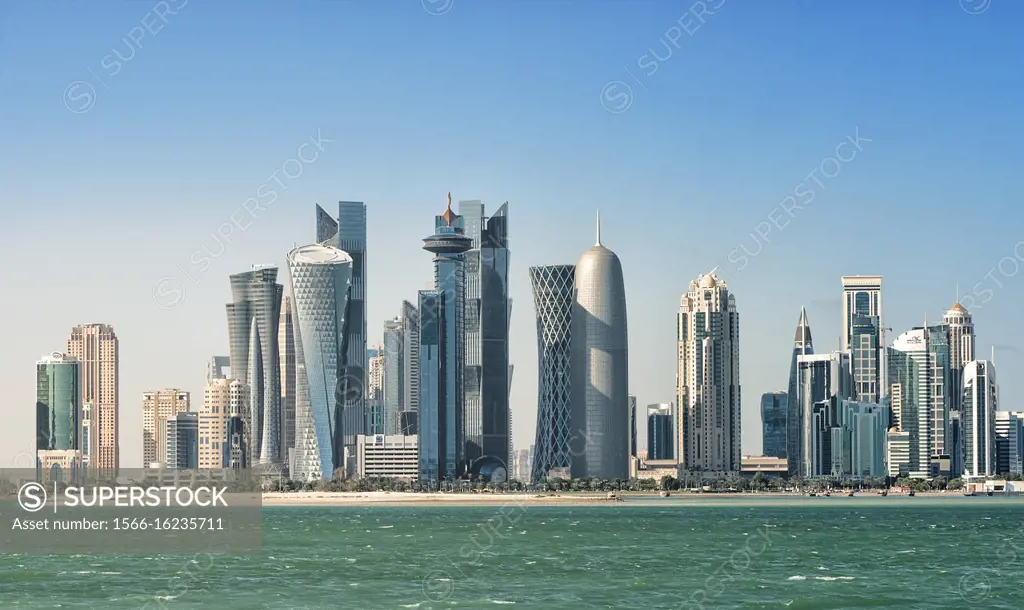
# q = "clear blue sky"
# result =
<box><xmin>2</xmin><ymin>0</ymin><xmax>1022</xmax><ymax>467</ymax></box>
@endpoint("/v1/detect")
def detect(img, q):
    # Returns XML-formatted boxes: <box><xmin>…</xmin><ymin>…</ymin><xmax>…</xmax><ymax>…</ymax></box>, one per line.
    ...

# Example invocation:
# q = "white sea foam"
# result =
<box><xmin>815</xmin><ymin>576</ymin><xmax>855</xmax><ymax>581</ymax></box>
<box><xmin>787</xmin><ymin>575</ymin><xmax>806</xmax><ymax>580</ymax></box>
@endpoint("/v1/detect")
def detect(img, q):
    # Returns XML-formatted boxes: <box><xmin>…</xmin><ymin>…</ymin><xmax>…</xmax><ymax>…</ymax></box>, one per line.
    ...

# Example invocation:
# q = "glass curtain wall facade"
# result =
<box><xmin>962</xmin><ymin>360</ymin><xmax>997</xmax><ymax>477</ymax></box>
<box><xmin>226</xmin><ymin>266</ymin><xmax>283</xmax><ymax>467</ymax></box>
<box><xmin>316</xmin><ymin>202</ymin><xmax>368</xmax><ymax>451</ymax></box>
<box><xmin>278</xmin><ymin>295</ymin><xmax>297</xmax><ymax>471</ymax></box>
<box><xmin>36</xmin><ymin>353</ymin><xmax>81</xmax><ymax>452</ymax></box>
<box><xmin>383</xmin><ymin>318</ymin><xmax>405</xmax><ymax>435</ymax></box>
<box><xmin>795</xmin><ymin>352</ymin><xmax>853</xmax><ymax>477</ymax></box>
<box><xmin>460</xmin><ymin>200</ymin><xmax>511</xmax><ymax>471</ymax></box>
<box><xmin>418</xmin><ymin>197</ymin><xmax>472</xmax><ymax>482</ymax></box>
<box><xmin>760</xmin><ymin>391</ymin><xmax>788</xmax><ymax>459</ymax></box>
<box><xmin>287</xmin><ymin>244</ymin><xmax>353</xmax><ymax>480</ymax></box>
<box><xmin>647</xmin><ymin>404</ymin><xmax>674</xmax><ymax>460</ymax></box>
<box><xmin>786</xmin><ymin>308</ymin><xmax>813</xmax><ymax>470</ymax></box>
<box><xmin>529</xmin><ymin>264</ymin><xmax>574</xmax><ymax>482</ymax></box>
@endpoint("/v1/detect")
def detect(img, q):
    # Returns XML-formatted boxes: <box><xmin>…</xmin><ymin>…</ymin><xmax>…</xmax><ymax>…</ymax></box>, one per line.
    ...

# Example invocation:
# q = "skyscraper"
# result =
<box><xmin>36</xmin><ymin>352</ymin><xmax>80</xmax><ymax>454</ymax></box>
<box><xmin>207</xmin><ymin>356</ymin><xmax>230</xmax><ymax>383</ymax></box>
<box><xmin>165</xmin><ymin>412</ymin><xmax>199</xmax><ymax>469</ymax></box>
<box><xmin>962</xmin><ymin>360</ymin><xmax>997</xmax><ymax>477</ymax></box>
<box><xmin>529</xmin><ymin>264</ymin><xmax>575</xmax><ymax>482</ymax></box>
<box><xmin>419</xmin><ymin>194</ymin><xmax>473</xmax><ymax>482</ymax></box>
<box><xmin>366</xmin><ymin>347</ymin><xmax>385</xmax><ymax>435</ymax></box>
<box><xmin>287</xmin><ymin>243</ymin><xmax>354</xmax><ymax>480</ymax></box>
<box><xmin>401</xmin><ymin>300</ymin><xmax>421</xmax><ymax>421</ymax></box>
<box><xmin>460</xmin><ymin>200</ymin><xmax>512</xmax><ymax>471</ymax></box>
<box><xmin>760</xmin><ymin>391</ymin><xmax>787</xmax><ymax>459</ymax></box>
<box><xmin>569</xmin><ymin>213</ymin><xmax>629</xmax><ymax>480</ymax></box>
<box><xmin>794</xmin><ymin>352</ymin><xmax>853</xmax><ymax>477</ymax></box>
<box><xmin>943</xmin><ymin>300</ymin><xmax>974</xmax><ymax>476</ymax></box>
<box><xmin>842</xmin><ymin>276</ymin><xmax>883</xmax><ymax>402</ymax></box>
<box><xmin>887</xmin><ymin>325</ymin><xmax>950</xmax><ymax>478</ymax></box>
<box><xmin>786</xmin><ymin>308</ymin><xmax>813</xmax><ymax>468</ymax></box>
<box><xmin>382</xmin><ymin>318</ymin><xmax>405</xmax><ymax>435</ymax></box>
<box><xmin>677</xmin><ymin>271</ymin><xmax>740</xmax><ymax>473</ymax></box>
<box><xmin>67</xmin><ymin>324</ymin><xmax>119</xmax><ymax>471</ymax></box>
<box><xmin>995</xmin><ymin>411</ymin><xmax>1024</xmax><ymax>476</ymax></box>
<box><xmin>142</xmin><ymin>390</ymin><xmax>190</xmax><ymax>467</ymax></box>
<box><xmin>199</xmin><ymin>378</ymin><xmax>248</xmax><ymax>469</ymax></box>
<box><xmin>647</xmin><ymin>403</ymin><xmax>674</xmax><ymax>460</ymax></box>
<box><xmin>226</xmin><ymin>266</ymin><xmax>283</xmax><ymax>468</ymax></box>
<box><xmin>317</xmin><ymin>201</ymin><xmax>368</xmax><ymax>451</ymax></box>
<box><xmin>279</xmin><ymin>295</ymin><xmax>297</xmax><ymax>470</ymax></box>
<box><xmin>629</xmin><ymin>395</ymin><xmax>638</xmax><ymax>459</ymax></box>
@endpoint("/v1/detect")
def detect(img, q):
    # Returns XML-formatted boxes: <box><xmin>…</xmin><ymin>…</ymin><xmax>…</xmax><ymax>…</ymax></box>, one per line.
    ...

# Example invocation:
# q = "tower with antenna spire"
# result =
<box><xmin>569</xmin><ymin>210</ymin><xmax>629</xmax><ymax>479</ymax></box>
<box><xmin>943</xmin><ymin>291</ymin><xmax>975</xmax><ymax>477</ymax></box>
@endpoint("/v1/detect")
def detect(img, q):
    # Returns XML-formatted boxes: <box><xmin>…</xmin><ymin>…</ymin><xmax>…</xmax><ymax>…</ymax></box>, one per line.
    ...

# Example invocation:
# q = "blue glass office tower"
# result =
<box><xmin>419</xmin><ymin>195</ymin><xmax>473</xmax><ymax>482</ymax></box>
<box><xmin>647</xmin><ymin>403</ymin><xmax>674</xmax><ymax>460</ymax></box>
<box><xmin>316</xmin><ymin>202</ymin><xmax>368</xmax><ymax>452</ymax></box>
<box><xmin>529</xmin><ymin>264</ymin><xmax>574</xmax><ymax>482</ymax></box>
<box><xmin>786</xmin><ymin>307</ymin><xmax>813</xmax><ymax>471</ymax></box>
<box><xmin>36</xmin><ymin>352</ymin><xmax>81</xmax><ymax>452</ymax></box>
<box><xmin>761</xmin><ymin>391</ymin><xmax>788</xmax><ymax>459</ymax></box>
<box><xmin>460</xmin><ymin>200</ymin><xmax>512</xmax><ymax>474</ymax></box>
<box><xmin>287</xmin><ymin>243</ymin><xmax>353</xmax><ymax>480</ymax></box>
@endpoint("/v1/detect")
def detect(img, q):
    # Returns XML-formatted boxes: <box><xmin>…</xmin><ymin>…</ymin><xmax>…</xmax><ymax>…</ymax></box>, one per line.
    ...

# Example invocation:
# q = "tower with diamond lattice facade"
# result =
<box><xmin>529</xmin><ymin>264</ymin><xmax>575</xmax><ymax>482</ymax></box>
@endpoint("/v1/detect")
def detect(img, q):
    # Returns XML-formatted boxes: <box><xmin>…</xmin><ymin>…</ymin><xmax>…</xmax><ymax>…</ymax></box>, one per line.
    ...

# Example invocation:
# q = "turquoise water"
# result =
<box><xmin>2</xmin><ymin>498</ymin><xmax>1022</xmax><ymax>608</ymax></box>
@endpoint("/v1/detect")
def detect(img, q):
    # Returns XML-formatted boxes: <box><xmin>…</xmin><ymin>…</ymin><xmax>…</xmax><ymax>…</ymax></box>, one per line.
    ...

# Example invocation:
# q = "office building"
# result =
<box><xmin>832</xmin><ymin>400</ymin><xmax>890</xmax><ymax>478</ymax></box>
<box><xmin>278</xmin><ymin>295</ymin><xmax>297</xmax><ymax>470</ymax></box>
<box><xmin>529</xmin><ymin>264</ymin><xmax>575</xmax><ymax>483</ymax></box>
<box><xmin>887</xmin><ymin>428</ymin><xmax>910</xmax><ymax>477</ymax></box>
<box><xmin>287</xmin><ymin>242</ymin><xmax>354</xmax><ymax>479</ymax></box>
<box><xmin>570</xmin><ymin>213</ymin><xmax>630</xmax><ymax>479</ymax></box>
<box><xmin>419</xmin><ymin>194</ymin><xmax>473</xmax><ymax>482</ymax></box>
<box><xmin>841</xmin><ymin>276</ymin><xmax>883</xmax><ymax>350</ymax></box>
<box><xmin>317</xmin><ymin>201</ymin><xmax>368</xmax><ymax>449</ymax></box>
<box><xmin>887</xmin><ymin>325</ymin><xmax>950</xmax><ymax>478</ymax></box>
<box><xmin>962</xmin><ymin>360</ymin><xmax>997</xmax><ymax>477</ymax></box>
<box><xmin>165</xmin><ymin>412</ymin><xmax>199</xmax><ymax>469</ymax></box>
<box><xmin>760</xmin><ymin>391</ymin><xmax>787</xmax><ymax>460</ymax></box>
<box><xmin>36</xmin><ymin>353</ymin><xmax>80</xmax><ymax>455</ymax></box>
<box><xmin>512</xmin><ymin>448</ymin><xmax>531</xmax><ymax>482</ymax></box>
<box><xmin>382</xmin><ymin>318</ymin><xmax>405</xmax><ymax>434</ymax></box>
<box><xmin>367</xmin><ymin>347</ymin><xmax>385</xmax><ymax>435</ymax></box>
<box><xmin>80</xmin><ymin>403</ymin><xmax>92</xmax><ymax>467</ymax></box>
<box><xmin>943</xmin><ymin>300</ymin><xmax>974</xmax><ymax>476</ymax></box>
<box><xmin>226</xmin><ymin>266</ymin><xmax>284</xmax><ymax>467</ymax></box>
<box><xmin>142</xmin><ymin>390</ymin><xmax>190</xmax><ymax>467</ymax></box>
<box><xmin>398</xmin><ymin>301</ymin><xmax>421</xmax><ymax>432</ymax></box>
<box><xmin>677</xmin><ymin>271</ymin><xmax>740</xmax><ymax>473</ymax></box>
<box><xmin>647</xmin><ymin>403</ymin><xmax>673</xmax><ymax>460</ymax></box>
<box><xmin>356</xmin><ymin>434</ymin><xmax>418</xmax><ymax>479</ymax></box>
<box><xmin>794</xmin><ymin>352</ymin><xmax>853</xmax><ymax>477</ymax></box>
<box><xmin>841</xmin><ymin>276</ymin><xmax>883</xmax><ymax>403</ymax></box>
<box><xmin>996</xmin><ymin>411</ymin><xmax>1024</xmax><ymax>475</ymax></box>
<box><xmin>460</xmin><ymin>200</ymin><xmax>512</xmax><ymax>471</ymax></box>
<box><xmin>629</xmin><ymin>395</ymin><xmax>638</xmax><ymax>458</ymax></box>
<box><xmin>67</xmin><ymin>324</ymin><xmax>119</xmax><ymax>470</ymax></box>
<box><xmin>207</xmin><ymin>356</ymin><xmax>230</xmax><ymax>383</ymax></box>
<box><xmin>786</xmin><ymin>308</ymin><xmax>813</xmax><ymax>466</ymax></box>
<box><xmin>200</xmin><ymin>378</ymin><xmax>248</xmax><ymax>469</ymax></box>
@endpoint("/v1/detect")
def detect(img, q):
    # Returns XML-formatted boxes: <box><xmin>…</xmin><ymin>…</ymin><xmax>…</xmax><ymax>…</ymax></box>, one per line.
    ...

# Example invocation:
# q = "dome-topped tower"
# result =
<box><xmin>569</xmin><ymin>211</ymin><xmax>629</xmax><ymax>479</ymax></box>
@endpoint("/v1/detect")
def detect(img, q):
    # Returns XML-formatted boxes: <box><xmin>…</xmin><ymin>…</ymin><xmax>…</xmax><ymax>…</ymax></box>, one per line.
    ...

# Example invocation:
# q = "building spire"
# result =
<box><xmin>596</xmin><ymin>209</ymin><xmax>602</xmax><ymax>246</ymax></box>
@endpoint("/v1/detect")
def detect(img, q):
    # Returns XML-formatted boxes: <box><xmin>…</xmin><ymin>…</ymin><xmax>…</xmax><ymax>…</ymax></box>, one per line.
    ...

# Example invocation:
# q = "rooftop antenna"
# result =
<box><xmin>595</xmin><ymin>210</ymin><xmax>602</xmax><ymax>246</ymax></box>
<box><xmin>992</xmin><ymin>345</ymin><xmax>995</xmax><ymax>365</ymax></box>
<box><xmin>956</xmin><ymin>284</ymin><xmax>960</xmax><ymax>304</ymax></box>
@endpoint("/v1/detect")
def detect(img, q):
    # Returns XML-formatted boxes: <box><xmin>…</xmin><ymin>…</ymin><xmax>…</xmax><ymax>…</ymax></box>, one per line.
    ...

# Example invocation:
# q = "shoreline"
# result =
<box><xmin>260</xmin><ymin>490</ymin><xmax>1011</xmax><ymax>506</ymax></box>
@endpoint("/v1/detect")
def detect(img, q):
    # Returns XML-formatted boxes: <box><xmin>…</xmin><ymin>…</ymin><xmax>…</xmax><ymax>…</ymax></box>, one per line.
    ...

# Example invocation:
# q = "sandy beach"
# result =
<box><xmin>259</xmin><ymin>490</ymin><xmax>996</xmax><ymax>506</ymax></box>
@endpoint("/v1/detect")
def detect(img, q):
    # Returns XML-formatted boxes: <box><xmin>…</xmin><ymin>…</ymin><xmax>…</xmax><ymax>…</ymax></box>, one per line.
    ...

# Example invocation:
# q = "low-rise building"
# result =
<box><xmin>356</xmin><ymin>434</ymin><xmax>418</xmax><ymax>480</ymax></box>
<box><xmin>740</xmin><ymin>456</ymin><xmax>788</xmax><ymax>478</ymax></box>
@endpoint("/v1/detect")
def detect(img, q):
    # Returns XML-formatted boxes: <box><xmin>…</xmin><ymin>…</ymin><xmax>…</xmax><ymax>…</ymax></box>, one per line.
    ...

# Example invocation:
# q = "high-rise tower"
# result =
<box><xmin>226</xmin><ymin>266</ymin><xmax>283</xmax><ymax>467</ymax></box>
<box><xmin>287</xmin><ymin>243</ymin><xmax>353</xmax><ymax>480</ymax></box>
<box><xmin>67</xmin><ymin>324</ymin><xmax>119</xmax><ymax>471</ymax></box>
<box><xmin>460</xmin><ymin>200</ymin><xmax>512</xmax><ymax>473</ymax></box>
<box><xmin>962</xmin><ymin>360</ymin><xmax>997</xmax><ymax>477</ymax></box>
<box><xmin>943</xmin><ymin>299</ymin><xmax>974</xmax><ymax>476</ymax></box>
<box><xmin>786</xmin><ymin>307</ymin><xmax>813</xmax><ymax>469</ymax></box>
<box><xmin>279</xmin><ymin>295</ymin><xmax>297</xmax><ymax>470</ymax></box>
<box><xmin>529</xmin><ymin>264</ymin><xmax>575</xmax><ymax>482</ymax></box>
<box><xmin>677</xmin><ymin>271</ymin><xmax>741</xmax><ymax>473</ymax></box>
<box><xmin>570</xmin><ymin>213</ymin><xmax>629</xmax><ymax>479</ymax></box>
<box><xmin>842</xmin><ymin>276</ymin><xmax>883</xmax><ymax>403</ymax></box>
<box><xmin>142</xmin><ymin>389</ymin><xmax>190</xmax><ymax>467</ymax></box>
<box><xmin>419</xmin><ymin>194</ymin><xmax>474</xmax><ymax>482</ymax></box>
<box><xmin>401</xmin><ymin>300</ymin><xmax>420</xmax><ymax>431</ymax></box>
<box><xmin>321</xmin><ymin>202</ymin><xmax>368</xmax><ymax>450</ymax></box>
<box><xmin>36</xmin><ymin>352</ymin><xmax>81</xmax><ymax>455</ymax></box>
<box><xmin>887</xmin><ymin>325</ymin><xmax>950</xmax><ymax>478</ymax></box>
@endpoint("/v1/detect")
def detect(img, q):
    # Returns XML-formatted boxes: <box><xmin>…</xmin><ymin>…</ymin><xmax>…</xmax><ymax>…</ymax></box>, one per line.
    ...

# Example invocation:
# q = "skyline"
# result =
<box><xmin>4</xmin><ymin>1</ymin><xmax>1024</xmax><ymax>468</ymax></box>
